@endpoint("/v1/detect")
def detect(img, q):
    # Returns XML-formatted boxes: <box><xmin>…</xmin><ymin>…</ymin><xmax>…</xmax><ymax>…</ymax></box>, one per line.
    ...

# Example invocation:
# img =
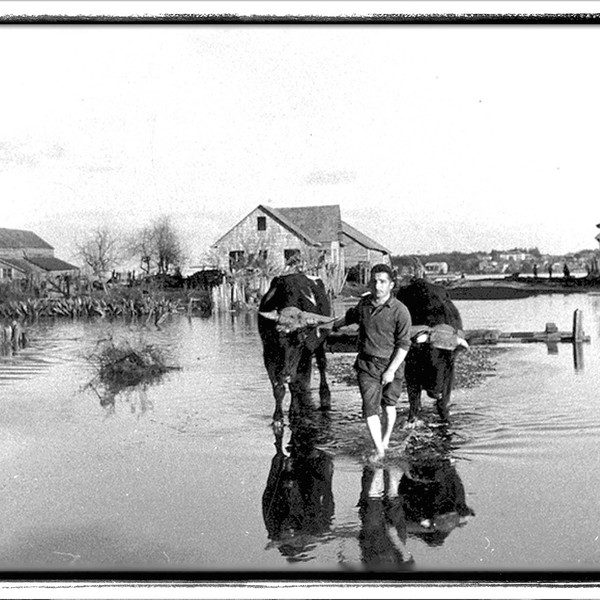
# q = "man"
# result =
<box><xmin>333</xmin><ymin>264</ymin><xmax>412</xmax><ymax>463</ymax></box>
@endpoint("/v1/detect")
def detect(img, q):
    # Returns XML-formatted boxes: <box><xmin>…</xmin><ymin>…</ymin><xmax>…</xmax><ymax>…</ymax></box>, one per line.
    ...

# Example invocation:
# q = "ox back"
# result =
<box><xmin>396</xmin><ymin>279</ymin><xmax>464</xmax><ymax>423</ymax></box>
<box><xmin>258</xmin><ymin>273</ymin><xmax>332</xmax><ymax>426</ymax></box>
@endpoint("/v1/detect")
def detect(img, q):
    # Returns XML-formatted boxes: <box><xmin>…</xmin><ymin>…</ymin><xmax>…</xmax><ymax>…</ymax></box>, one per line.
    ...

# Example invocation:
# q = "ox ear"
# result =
<box><xmin>259</xmin><ymin>310</ymin><xmax>280</xmax><ymax>321</ymax></box>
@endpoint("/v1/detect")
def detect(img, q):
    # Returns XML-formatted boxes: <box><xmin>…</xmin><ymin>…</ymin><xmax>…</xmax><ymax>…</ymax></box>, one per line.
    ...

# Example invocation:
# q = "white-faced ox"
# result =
<box><xmin>396</xmin><ymin>279</ymin><xmax>468</xmax><ymax>423</ymax></box>
<box><xmin>258</xmin><ymin>273</ymin><xmax>333</xmax><ymax>428</ymax></box>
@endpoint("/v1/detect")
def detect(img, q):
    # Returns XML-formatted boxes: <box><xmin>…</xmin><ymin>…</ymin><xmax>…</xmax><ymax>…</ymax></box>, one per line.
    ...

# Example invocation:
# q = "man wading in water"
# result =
<box><xmin>333</xmin><ymin>264</ymin><xmax>412</xmax><ymax>464</ymax></box>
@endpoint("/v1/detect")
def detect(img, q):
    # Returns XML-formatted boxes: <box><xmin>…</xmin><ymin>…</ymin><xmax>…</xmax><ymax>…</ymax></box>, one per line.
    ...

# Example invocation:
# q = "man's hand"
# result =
<box><xmin>381</xmin><ymin>368</ymin><xmax>396</xmax><ymax>386</ymax></box>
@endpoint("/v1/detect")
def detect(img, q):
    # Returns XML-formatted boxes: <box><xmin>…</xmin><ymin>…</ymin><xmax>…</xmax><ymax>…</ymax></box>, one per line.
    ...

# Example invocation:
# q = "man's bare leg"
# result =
<box><xmin>366</xmin><ymin>414</ymin><xmax>386</xmax><ymax>461</ymax></box>
<box><xmin>381</xmin><ymin>406</ymin><xmax>397</xmax><ymax>450</ymax></box>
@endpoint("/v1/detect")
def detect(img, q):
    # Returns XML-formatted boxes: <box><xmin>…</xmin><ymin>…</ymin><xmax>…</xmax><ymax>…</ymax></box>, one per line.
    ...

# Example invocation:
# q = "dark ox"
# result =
<box><xmin>396</xmin><ymin>279</ymin><xmax>468</xmax><ymax>423</ymax></box>
<box><xmin>258</xmin><ymin>273</ymin><xmax>333</xmax><ymax>427</ymax></box>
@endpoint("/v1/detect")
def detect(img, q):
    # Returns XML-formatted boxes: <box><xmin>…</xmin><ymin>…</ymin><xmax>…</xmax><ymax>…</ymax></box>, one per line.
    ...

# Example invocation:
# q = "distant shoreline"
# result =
<box><xmin>443</xmin><ymin>274</ymin><xmax>600</xmax><ymax>300</ymax></box>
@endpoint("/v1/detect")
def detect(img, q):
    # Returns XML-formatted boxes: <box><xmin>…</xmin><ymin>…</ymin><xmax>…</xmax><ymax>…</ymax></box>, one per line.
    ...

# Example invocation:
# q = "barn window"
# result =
<box><xmin>257</xmin><ymin>216</ymin><xmax>266</xmax><ymax>231</ymax></box>
<box><xmin>284</xmin><ymin>249</ymin><xmax>301</xmax><ymax>266</ymax></box>
<box><xmin>1</xmin><ymin>268</ymin><xmax>13</xmax><ymax>280</ymax></box>
<box><xmin>229</xmin><ymin>250</ymin><xmax>245</xmax><ymax>270</ymax></box>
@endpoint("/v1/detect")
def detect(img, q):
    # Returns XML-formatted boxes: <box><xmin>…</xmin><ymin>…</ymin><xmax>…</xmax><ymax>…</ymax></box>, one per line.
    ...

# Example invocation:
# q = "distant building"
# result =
<box><xmin>0</xmin><ymin>227</ymin><xmax>79</xmax><ymax>285</ymax></box>
<box><xmin>211</xmin><ymin>204</ymin><xmax>391</xmax><ymax>283</ymax></box>
<box><xmin>424</xmin><ymin>261</ymin><xmax>449</xmax><ymax>275</ymax></box>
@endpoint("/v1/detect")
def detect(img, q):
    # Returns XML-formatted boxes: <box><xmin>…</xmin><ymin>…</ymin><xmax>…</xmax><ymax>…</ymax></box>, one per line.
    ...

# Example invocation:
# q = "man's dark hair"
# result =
<box><xmin>370</xmin><ymin>263</ymin><xmax>395</xmax><ymax>282</ymax></box>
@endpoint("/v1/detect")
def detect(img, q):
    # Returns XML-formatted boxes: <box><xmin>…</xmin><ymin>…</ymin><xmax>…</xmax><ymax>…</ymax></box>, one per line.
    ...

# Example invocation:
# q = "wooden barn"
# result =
<box><xmin>211</xmin><ymin>204</ymin><xmax>392</xmax><ymax>290</ymax></box>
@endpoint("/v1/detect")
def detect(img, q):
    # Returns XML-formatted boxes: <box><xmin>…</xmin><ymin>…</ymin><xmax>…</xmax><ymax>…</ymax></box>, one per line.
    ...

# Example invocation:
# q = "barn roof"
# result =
<box><xmin>0</xmin><ymin>227</ymin><xmax>53</xmax><ymax>250</ymax></box>
<box><xmin>0</xmin><ymin>257</ymin><xmax>31</xmax><ymax>273</ymax></box>
<box><xmin>275</xmin><ymin>205</ymin><xmax>342</xmax><ymax>244</ymax></box>
<box><xmin>211</xmin><ymin>205</ymin><xmax>321</xmax><ymax>247</ymax></box>
<box><xmin>24</xmin><ymin>256</ymin><xmax>79</xmax><ymax>272</ymax></box>
<box><xmin>341</xmin><ymin>221</ymin><xmax>392</xmax><ymax>254</ymax></box>
<box><xmin>259</xmin><ymin>205</ymin><xmax>320</xmax><ymax>246</ymax></box>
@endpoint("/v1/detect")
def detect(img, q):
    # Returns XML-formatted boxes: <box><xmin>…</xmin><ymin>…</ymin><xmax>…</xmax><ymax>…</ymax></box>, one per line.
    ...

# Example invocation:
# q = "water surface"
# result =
<box><xmin>0</xmin><ymin>293</ymin><xmax>599</xmax><ymax>575</ymax></box>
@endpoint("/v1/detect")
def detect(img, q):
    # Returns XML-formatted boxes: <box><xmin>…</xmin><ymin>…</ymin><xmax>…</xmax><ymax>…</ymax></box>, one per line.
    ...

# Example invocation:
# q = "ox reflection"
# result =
<box><xmin>262</xmin><ymin>408</ymin><xmax>335</xmax><ymax>561</ymax></box>
<box><xmin>396</xmin><ymin>279</ymin><xmax>468</xmax><ymax>424</ymax></box>
<box><xmin>399</xmin><ymin>456</ymin><xmax>475</xmax><ymax>547</ymax></box>
<box><xmin>259</xmin><ymin>272</ymin><xmax>334</xmax><ymax>428</ymax></box>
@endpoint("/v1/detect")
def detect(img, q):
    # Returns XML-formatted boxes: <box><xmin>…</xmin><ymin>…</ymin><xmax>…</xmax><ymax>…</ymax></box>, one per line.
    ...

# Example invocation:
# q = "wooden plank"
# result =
<box><xmin>325</xmin><ymin>309</ymin><xmax>591</xmax><ymax>352</ymax></box>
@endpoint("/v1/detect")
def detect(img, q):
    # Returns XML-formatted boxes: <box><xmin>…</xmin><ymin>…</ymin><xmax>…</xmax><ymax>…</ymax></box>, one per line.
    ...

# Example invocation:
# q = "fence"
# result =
<box><xmin>210</xmin><ymin>262</ymin><xmax>345</xmax><ymax>314</ymax></box>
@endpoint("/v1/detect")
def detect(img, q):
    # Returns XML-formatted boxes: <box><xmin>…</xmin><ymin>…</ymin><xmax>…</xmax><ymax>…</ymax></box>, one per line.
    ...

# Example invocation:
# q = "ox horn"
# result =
<box><xmin>301</xmin><ymin>312</ymin><xmax>336</xmax><ymax>326</ymax></box>
<box><xmin>259</xmin><ymin>310</ymin><xmax>280</xmax><ymax>321</ymax></box>
<box><xmin>457</xmin><ymin>336</ymin><xmax>470</xmax><ymax>350</ymax></box>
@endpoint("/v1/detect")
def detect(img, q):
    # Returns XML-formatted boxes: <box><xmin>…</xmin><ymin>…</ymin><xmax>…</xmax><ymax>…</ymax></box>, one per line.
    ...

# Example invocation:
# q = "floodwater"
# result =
<box><xmin>1</xmin><ymin>292</ymin><xmax>600</xmax><ymax>577</ymax></box>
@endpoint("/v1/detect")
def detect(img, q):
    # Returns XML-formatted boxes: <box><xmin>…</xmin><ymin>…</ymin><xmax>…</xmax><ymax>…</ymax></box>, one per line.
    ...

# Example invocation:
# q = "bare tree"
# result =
<box><xmin>153</xmin><ymin>216</ymin><xmax>185</xmax><ymax>274</ymax></box>
<box><xmin>127</xmin><ymin>225</ymin><xmax>157</xmax><ymax>275</ymax></box>
<box><xmin>75</xmin><ymin>226</ymin><xmax>123</xmax><ymax>289</ymax></box>
<box><xmin>128</xmin><ymin>216</ymin><xmax>185</xmax><ymax>276</ymax></box>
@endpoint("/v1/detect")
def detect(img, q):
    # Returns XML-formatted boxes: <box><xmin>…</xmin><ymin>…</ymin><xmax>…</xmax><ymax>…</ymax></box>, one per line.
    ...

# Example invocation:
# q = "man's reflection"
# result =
<box><xmin>398</xmin><ymin>457</ymin><xmax>475</xmax><ymax>547</ymax></box>
<box><xmin>357</xmin><ymin>465</ymin><xmax>414</xmax><ymax>571</ymax></box>
<box><xmin>262</xmin><ymin>408</ymin><xmax>334</xmax><ymax>561</ymax></box>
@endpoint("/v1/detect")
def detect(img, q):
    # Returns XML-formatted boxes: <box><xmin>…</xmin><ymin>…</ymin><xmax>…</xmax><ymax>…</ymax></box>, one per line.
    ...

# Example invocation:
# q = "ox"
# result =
<box><xmin>396</xmin><ymin>279</ymin><xmax>468</xmax><ymax>423</ymax></box>
<box><xmin>258</xmin><ymin>273</ymin><xmax>334</xmax><ymax>427</ymax></box>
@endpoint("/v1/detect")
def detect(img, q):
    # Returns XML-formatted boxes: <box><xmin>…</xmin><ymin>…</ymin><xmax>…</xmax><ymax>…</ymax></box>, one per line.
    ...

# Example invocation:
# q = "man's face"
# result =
<box><xmin>370</xmin><ymin>272</ymin><xmax>394</xmax><ymax>301</ymax></box>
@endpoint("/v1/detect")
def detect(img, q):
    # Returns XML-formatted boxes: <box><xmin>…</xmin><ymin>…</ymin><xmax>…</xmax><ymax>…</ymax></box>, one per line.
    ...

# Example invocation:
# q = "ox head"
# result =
<box><xmin>411</xmin><ymin>323</ymin><xmax>469</xmax><ymax>352</ymax></box>
<box><xmin>259</xmin><ymin>306</ymin><xmax>334</xmax><ymax>384</ymax></box>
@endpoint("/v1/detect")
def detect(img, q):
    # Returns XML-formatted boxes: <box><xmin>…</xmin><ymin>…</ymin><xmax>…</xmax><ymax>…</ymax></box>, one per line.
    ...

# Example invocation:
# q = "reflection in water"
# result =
<box><xmin>399</xmin><ymin>424</ymin><xmax>475</xmax><ymax>547</ymax></box>
<box><xmin>356</xmin><ymin>424</ymin><xmax>475</xmax><ymax>570</ymax></box>
<box><xmin>262</xmin><ymin>404</ymin><xmax>335</xmax><ymax>561</ymax></box>
<box><xmin>399</xmin><ymin>456</ymin><xmax>475</xmax><ymax>547</ymax></box>
<box><xmin>358</xmin><ymin>465</ymin><xmax>414</xmax><ymax>571</ymax></box>
<box><xmin>96</xmin><ymin>385</ymin><xmax>155</xmax><ymax>417</ymax></box>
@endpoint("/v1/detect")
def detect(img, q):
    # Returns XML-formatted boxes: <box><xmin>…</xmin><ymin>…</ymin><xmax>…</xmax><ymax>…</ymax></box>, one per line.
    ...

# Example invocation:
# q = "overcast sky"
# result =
<box><xmin>2</xmin><ymin>16</ymin><xmax>600</xmax><ymax>265</ymax></box>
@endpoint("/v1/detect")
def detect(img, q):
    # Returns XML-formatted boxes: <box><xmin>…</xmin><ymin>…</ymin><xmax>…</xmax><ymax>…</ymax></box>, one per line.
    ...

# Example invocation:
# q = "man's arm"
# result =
<box><xmin>381</xmin><ymin>347</ymin><xmax>408</xmax><ymax>385</ymax></box>
<box><xmin>332</xmin><ymin>304</ymin><xmax>359</xmax><ymax>331</ymax></box>
<box><xmin>381</xmin><ymin>305</ymin><xmax>412</xmax><ymax>385</ymax></box>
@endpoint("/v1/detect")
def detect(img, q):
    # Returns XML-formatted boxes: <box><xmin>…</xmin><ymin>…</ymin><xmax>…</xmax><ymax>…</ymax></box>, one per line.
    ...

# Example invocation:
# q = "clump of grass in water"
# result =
<box><xmin>85</xmin><ymin>333</ymin><xmax>180</xmax><ymax>398</ymax></box>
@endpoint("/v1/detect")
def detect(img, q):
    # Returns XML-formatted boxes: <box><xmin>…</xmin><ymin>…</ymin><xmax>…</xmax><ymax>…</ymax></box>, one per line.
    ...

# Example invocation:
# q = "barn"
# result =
<box><xmin>211</xmin><ymin>204</ymin><xmax>392</xmax><ymax>289</ymax></box>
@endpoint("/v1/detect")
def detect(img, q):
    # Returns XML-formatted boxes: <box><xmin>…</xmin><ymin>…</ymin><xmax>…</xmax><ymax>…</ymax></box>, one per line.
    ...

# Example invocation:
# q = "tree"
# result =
<box><xmin>127</xmin><ymin>225</ymin><xmax>157</xmax><ymax>275</ymax></box>
<box><xmin>153</xmin><ymin>216</ymin><xmax>185</xmax><ymax>274</ymax></box>
<box><xmin>75</xmin><ymin>226</ymin><xmax>123</xmax><ymax>287</ymax></box>
<box><xmin>128</xmin><ymin>216</ymin><xmax>185</xmax><ymax>276</ymax></box>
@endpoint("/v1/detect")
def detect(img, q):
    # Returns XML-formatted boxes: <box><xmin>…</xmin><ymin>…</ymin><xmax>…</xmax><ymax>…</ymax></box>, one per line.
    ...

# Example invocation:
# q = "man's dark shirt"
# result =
<box><xmin>344</xmin><ymin>293</ymin><xmax>412</xmax><ymax>359</ymax></box>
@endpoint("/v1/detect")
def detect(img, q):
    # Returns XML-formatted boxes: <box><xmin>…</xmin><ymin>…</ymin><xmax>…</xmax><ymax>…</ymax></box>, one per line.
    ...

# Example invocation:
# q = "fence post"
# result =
<box><xmin>572</xmin><ymin>309</ymin><xmax>584</xmax><ymax>342</ymax></box>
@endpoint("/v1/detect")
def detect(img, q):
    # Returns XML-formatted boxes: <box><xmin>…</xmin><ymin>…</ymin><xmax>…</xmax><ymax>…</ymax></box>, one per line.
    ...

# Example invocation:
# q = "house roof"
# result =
<box><xmin>0</xmin><ymin>257</ymin><xmax>31</xmax><ymax>274</ymax></box>
<box><xmin>24</xmin><ymin>256</ymin><xmax>79</xmax><ymax>272</ymax></box>
<box><xmin>211</xmin><ymin>204</ymin><xmax>392</xmax><ymax>254</ymax></box>
<box><xmin>211</xmin><ymin>205</ymin><xmax>321</xmax><ymax>248</ymax></box>
<box><xmin>259</xmin><ymin>205</ymin><xmax>320</xmax><ymax>246</ymax></box>
<box><xmin>0</xmin><ymin>228</ymin><xmax>53</xmax><ymax>250</ymax></box>
<box><xmin>341</xmin><ymin>220</ymin><xmax>392</xmax><ymax>254</ymax></box>
<box><xmin>275</xmin><ymin>205</ymin><xmax>342</xmax><ymax>244</ymax></box>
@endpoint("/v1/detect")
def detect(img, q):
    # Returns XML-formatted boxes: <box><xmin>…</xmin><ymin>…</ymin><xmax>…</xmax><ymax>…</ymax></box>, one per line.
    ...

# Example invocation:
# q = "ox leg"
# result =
<box><xmin>315</xmin><ymin>345</ymin><xmax>331</xmax><ymax>411</ymax></box>
<box><xmin>264</xmin><ymin>354</ymin><xmax>287</xmax><ymax>429</ymax></box>
<box><xmin>406</xmin><ymin>382</ymin><xmax>423</xmax><ymax>423</ymax></box>
<box><xmin>289</xmin><ymin>349</ymin><xmax>313</xmax><ymax>419</ymax></box>
<box><xmin>271</xmin><ymin>381</ymin><xmax>287</xmax><ymax>429</ymax></box>
<box><xmin>436</xmin><ymin>371</ymin><xmax>454</xmax><ymax>423</ymax></box>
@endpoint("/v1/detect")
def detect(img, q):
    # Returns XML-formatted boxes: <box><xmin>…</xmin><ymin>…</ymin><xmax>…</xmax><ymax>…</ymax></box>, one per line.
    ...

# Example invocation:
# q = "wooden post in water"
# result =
<box><xmin>572</xmin><ymin>309</ymin><xmax>584</xmax><ymax>343</ymax></box>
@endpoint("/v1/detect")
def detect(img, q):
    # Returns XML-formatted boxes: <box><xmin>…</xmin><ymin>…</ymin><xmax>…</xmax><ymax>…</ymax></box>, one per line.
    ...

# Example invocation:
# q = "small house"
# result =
<box><xmin>0</xmin><ymin>227</ymin><xmax>79</xmax><ymax>290</ymax></box>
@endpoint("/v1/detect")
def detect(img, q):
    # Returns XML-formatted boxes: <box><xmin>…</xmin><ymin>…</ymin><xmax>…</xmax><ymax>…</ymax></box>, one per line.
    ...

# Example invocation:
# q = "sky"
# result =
<box><xmin>2</xmin><ymin>5</ymin><xmax>600</xmax><ymax>268</ymax></box>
